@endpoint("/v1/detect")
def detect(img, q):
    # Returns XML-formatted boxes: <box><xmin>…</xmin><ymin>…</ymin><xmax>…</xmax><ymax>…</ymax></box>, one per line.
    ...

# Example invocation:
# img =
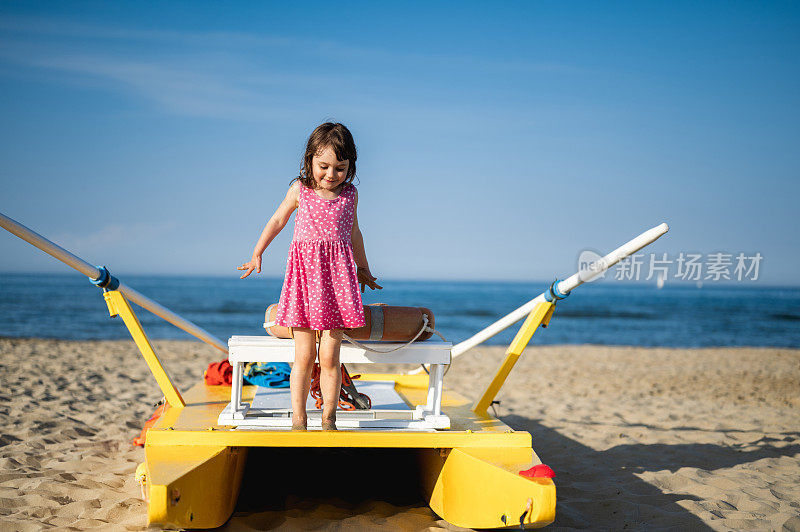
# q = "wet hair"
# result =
<box><xmin>294</xmin><ymin>122</ymin><xmax>357</xmax><ymax>188</ymax></box>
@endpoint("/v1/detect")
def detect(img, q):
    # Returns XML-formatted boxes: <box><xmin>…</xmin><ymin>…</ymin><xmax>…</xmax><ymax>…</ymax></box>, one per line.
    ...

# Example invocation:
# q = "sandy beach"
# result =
<box><xmin>1</xmin><ymin>337</ymin><xmax>798</xmax><ymax>531</ymax></box>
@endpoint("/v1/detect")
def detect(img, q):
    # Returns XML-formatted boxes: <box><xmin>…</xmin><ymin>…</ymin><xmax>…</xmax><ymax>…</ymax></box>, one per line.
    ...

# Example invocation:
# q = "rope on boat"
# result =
<box><xmin>342</xmin><ymin>314</ymin><xmax>446</xmax><ymax>353</ymax></box>
<box><xmin>263</xmin><ymin>313</ymin><xmax>447</xmax><ymax>354</ymax></box>
<box><xmin>519</xmin><ymin>497</ymin><xmax>532</xmax><ymax>529</ymax></box>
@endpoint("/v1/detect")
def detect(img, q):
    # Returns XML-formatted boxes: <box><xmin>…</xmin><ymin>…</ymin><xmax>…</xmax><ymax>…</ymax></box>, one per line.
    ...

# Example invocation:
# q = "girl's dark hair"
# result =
<box><xmin>295</xmin><ymin>122</ymin><xmax>357</xmax><ymax>188</ymax></box>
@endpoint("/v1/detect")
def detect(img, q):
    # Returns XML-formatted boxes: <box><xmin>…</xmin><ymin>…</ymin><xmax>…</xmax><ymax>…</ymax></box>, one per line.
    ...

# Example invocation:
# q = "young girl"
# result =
<box><xmin>238</xmin><ymin>122</ymin><xmax>381</xmax><ymax>431</ymax></box>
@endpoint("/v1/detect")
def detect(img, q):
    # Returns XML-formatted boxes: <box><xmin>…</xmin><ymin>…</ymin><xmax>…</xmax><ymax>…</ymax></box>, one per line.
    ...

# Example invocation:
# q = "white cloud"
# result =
<box><xmin>51</xmin><ymin>221</ymin><xmax>178</xmax><ymax>254</ymax></box>
<box><xmin>0</xmin><ymin>15</ymin><xmax>577</xmax><ymax>121</ymax></box>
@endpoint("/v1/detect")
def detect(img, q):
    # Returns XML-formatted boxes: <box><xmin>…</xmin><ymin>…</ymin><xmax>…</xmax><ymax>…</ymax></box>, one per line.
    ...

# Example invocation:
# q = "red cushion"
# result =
<box><xmin>519</xmin><ymin>464</ymin><xmax>555</xmax><ymax>478</ymax></box>
<box><xmin>204</xmin><ymin>359</ymin><xmax>233</xmax><ymax>386</ymax></box>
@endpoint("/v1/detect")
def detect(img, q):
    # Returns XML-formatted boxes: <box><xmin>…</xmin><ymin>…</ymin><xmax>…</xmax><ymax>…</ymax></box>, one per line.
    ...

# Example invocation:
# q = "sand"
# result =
<box><xmin>1</xmin><ymin>338</ymin><xmax>799</xmax><ymax>531</ymax></box>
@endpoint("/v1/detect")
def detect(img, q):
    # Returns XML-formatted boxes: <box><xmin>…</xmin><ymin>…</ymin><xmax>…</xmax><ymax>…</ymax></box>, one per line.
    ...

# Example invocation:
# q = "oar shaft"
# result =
<box><xmin>0</xmin><ymin>211</ymin><xmax>228</xmax><ymax>353</ymax></box>
<box><xmin>118</xmin><ymin>284</ymin><xmax>227</xmax><ymax>352</ymax></box>
<box><xmin>557</xmin><ymin>222</ymin><xmax>670</xmax><ymax>293</ymax></box>
<box><xmin>0</xmin><ymin>212</ymin><xmax>101</xmax><ymax>279</ymax></box>
<box><xmin>451</xmin><ymin>295</ymin><xmax>546</xmax><ymax>357</ymax></box>
<box><xmin>451</xmin><ymin>222</ymin><xmax>669</xmax><ymax>358</ymax></box>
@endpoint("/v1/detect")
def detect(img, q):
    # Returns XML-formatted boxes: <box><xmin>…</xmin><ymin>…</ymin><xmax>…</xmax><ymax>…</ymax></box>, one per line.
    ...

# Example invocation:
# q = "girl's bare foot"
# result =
<box><xmin>321</xmin><ymin>418</ymin><xmax>337</xmax><ymax>431</ymax></box>
<box><xmin>291</xmin><ymin>415</ymin><xmax>307</xmax><ymax>431</ymax></box>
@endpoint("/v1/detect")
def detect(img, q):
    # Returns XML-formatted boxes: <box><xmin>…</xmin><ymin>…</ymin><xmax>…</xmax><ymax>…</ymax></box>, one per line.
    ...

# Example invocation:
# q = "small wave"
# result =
<box><xmin>187</xmin><ymin>304</ymin><xmax>261</xmax><ymax>315</ymax></box>
<box><xmin>556</xmin><ymin>310</ymin><xmax>656</xmax><ymax>320</ymax></box>
<box><xmin>452</xmin><ymin>309</ymin><xmax>498</xmax><ymax>317</ymax></box>
<box><xmin>771</xmin><ymin>313</ymin><xmax>800</xmax><ymax>322</ymax></box>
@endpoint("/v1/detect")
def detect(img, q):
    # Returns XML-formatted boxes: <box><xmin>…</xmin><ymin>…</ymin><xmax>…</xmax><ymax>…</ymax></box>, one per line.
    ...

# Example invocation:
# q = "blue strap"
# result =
<box><xmin>544</xmin><ymin>279</ymin><xmax>569</xmax><ymax>302</ymax></box>
<box><xmin>90</xmin><ymin>265</ymin><xmax>120</xmax><ymax>290</ymax></box>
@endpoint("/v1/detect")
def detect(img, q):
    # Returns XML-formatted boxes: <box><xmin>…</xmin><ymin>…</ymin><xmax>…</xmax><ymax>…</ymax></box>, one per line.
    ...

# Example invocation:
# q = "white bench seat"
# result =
<box><xmin>228</xmin><ymin>336</ymin><xmax>451</xmax><ymax>364</ymax></box>
<box><xmin>218</xmin><ymin>336</ymin><xmax>452</xmax><ymax>430</ymax></box>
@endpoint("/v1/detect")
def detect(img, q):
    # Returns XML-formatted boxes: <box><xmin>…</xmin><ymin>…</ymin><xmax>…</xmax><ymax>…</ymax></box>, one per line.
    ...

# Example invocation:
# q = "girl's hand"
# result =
<box><xmin>357</xmin><ymin>267</ymin><xmax>383</xmax><ymax>293</ymax></box>
<box><xmin>237</xmin><ymin>256</ymin><xmax>262</xmax><ymax>279</ymax></box>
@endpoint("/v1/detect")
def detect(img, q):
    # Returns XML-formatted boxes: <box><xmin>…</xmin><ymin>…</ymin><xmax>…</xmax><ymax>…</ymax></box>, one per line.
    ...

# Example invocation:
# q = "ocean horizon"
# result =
<box><xmin>1</xmin><ymin>272</ymin><xmax>798</xmax><ymax>348</ymax></box>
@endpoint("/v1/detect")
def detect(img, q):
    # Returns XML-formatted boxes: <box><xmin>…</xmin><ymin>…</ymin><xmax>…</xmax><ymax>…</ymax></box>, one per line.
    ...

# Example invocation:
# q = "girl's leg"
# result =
<box><xmin>290</xmin><ymin>328</ymin><xmax>317</xmax><ymax>430</ymax></box>
<box><xmin>318</xmin><ymin>329</ymin><xmax>343</xmax><ymax>429</ymax></box>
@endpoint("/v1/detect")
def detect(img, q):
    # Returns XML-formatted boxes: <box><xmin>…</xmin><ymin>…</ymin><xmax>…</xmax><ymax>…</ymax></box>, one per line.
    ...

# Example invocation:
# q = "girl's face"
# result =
<box><xmin>311</xmin><ymin>145</ymin><xmax>349</xmax><ymax>191</ymax></box>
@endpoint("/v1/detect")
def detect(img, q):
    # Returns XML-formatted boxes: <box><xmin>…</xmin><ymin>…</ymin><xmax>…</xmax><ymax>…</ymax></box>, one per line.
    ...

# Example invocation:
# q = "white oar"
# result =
<box><xmin>410</xmin><ymin>223</ymin><xmax>669</xmax><ymax>375</ymax></box>
<box><xmin>0</xmin><ymin>212</ymin><xmax>228</xmax><ymax>353</ymax></box>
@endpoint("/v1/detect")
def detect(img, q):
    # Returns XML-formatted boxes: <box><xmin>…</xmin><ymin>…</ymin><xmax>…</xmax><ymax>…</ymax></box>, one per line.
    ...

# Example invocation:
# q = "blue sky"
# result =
<box><xmin>1</xmin><ymin>1</ymin><xmax>798</xmax><ymax>285</ymax></box>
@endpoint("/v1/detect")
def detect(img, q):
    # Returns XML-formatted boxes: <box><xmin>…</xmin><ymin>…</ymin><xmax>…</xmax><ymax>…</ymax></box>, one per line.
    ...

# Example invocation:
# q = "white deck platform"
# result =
<box><xmin>218</xmin><ymin>336</ymin><xmax>452</xmax><ymax>429</ymax></box>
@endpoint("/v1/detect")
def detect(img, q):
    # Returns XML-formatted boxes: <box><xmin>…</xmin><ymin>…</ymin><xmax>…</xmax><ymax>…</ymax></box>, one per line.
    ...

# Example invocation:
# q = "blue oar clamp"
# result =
<box><xmin>90</xmin><ymin>265</ymin><xmax>120</xmax><ymax>291</ymax></box>
<box><xmin>544</xmin><ymin>279</ymin><xmax>569</xmax><ymax>302</ymax></box>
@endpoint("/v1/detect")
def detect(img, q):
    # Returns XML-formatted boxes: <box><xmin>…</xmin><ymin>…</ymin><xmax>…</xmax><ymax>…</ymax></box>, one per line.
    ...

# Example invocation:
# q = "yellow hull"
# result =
<box><xmin>140</xmin><ymin>374</ymin><xmax>555</xmax><ymax>529</ymax></box>
<box><xmin>144</xmin><ymin>444</ymin><xmax>248</xmax><ymax>528</ymax></box>
<box><xmin>419</xmin><ymin>447</ymin><xmax>555</xmax><ymax>529</ymax></box>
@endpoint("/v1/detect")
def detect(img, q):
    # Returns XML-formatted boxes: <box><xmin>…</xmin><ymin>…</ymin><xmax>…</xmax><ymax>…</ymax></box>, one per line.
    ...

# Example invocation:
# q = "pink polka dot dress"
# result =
<box><xmin>274</xmin><ymin>183</ymin><xmax>366</xmax><ymax>330</ymax></box>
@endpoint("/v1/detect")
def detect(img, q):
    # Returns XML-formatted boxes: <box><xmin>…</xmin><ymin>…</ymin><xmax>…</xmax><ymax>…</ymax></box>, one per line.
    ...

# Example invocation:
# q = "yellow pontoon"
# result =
<box><xmin>0</xmin><ymin>212</ymin><xmax>668</xmax><ymax>529</ymax></box>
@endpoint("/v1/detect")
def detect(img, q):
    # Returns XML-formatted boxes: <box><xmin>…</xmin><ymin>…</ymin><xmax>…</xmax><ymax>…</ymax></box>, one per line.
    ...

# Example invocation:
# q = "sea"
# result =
<box><xmin>0</xmin><ymin>273</ymin><xmax>798</xmax><ymax>348</ymax></box>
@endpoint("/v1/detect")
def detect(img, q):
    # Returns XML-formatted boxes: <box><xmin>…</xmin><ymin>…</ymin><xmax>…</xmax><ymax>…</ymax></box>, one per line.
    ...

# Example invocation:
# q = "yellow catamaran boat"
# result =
<box><xmin>0</xmin><ymin>211</ymin><xmax>667</xmax><ymax>529</ymax></box>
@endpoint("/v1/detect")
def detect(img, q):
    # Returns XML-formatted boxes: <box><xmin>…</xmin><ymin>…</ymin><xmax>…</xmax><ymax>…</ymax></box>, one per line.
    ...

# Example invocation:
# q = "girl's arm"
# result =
<box><xmin>351</xmin><ymin>190</ymin><xmax>383</xmax><ymax>292</ymax></box>
<box><xmin>238</xmin><ymin>182</ymin><xmax>300</xmax><ymax>279</ymax></box>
